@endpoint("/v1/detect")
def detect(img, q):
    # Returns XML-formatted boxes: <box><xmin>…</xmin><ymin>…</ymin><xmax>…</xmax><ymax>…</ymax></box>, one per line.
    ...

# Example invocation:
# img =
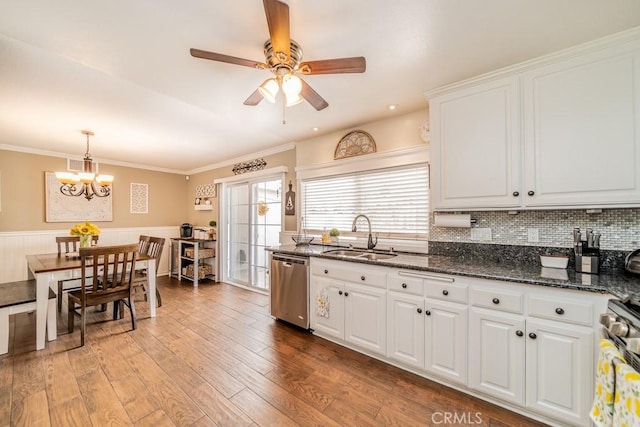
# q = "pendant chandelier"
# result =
<box><xmin>55</xmin><ymin>130</ymin><xmax>113</xmax><ymax>201</ymax></box>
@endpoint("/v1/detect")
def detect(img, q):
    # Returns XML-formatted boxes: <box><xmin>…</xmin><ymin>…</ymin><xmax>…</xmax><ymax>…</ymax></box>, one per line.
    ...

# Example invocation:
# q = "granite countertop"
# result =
<box><xmin>267</xmin><ymin>244</ymin><xmax>640</xmax><ymax>300</ymax></box>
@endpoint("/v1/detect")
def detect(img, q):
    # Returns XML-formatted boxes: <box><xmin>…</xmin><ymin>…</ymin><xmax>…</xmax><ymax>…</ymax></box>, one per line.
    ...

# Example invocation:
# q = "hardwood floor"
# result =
<box><xmin>1</xmin><ymin>276</ymin><xmax>547</xmax><ymax>426</ymax></box>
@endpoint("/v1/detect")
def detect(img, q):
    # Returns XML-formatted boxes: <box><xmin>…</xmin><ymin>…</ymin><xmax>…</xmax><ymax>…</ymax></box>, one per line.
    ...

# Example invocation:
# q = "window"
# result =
<box><xmin>301</xmin><ymin>164</ymin><xmax>429</xmax><ymax>238</ymax></box>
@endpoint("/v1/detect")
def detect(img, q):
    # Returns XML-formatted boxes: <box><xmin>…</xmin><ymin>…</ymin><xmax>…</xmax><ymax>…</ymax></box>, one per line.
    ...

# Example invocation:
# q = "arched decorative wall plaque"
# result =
<box><xmin>334</xmin><ymin>130</ymin><xmax>376</xmax><ymax>160</ymax></box>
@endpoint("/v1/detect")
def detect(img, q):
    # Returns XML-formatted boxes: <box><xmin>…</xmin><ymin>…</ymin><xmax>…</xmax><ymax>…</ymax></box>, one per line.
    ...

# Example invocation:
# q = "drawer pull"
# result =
<box><xmin>529</xmin><ymin>332</ymin><xmax>537</xmax><ymax>339</ymax></box>
<box><xmin>361</xmin><ymin>276</ymin><xmax>365</xmax><ymax>281</ymax></box>
<box><xmin>442</xmin><ymin>290</ymin><xmax>449</xmax><ymax>296</ymax></box>
<box><xmin>324</xmin><ymin>269</ymin><xmax>328</xmax><ymax>274</ymax></box>
<box><xmin>417</xmin><ymin>308</ymin><xmax>423</xmax><ymax>314</ymax></box>
<box><xmin>492</xmin><ymin>298</ymin><xmax>500</xmax><ymax>305</ymax></box>
<box><xmin>398</xmin><ymin>271</ymin><xmax>454</xmax><ymax>283</ymax></box>
<box><xmin>555</xmin><ymin>307</ymin><xmax>565</xmax><ymax>315</ymax></box>
<box><xmin>516</xmin><ymin>330</ymin><xmax>524</xmax><ymax>337</ymax></box>
<box><xmin>402</xmin><ymin>283</ymin><xmax>408</xmax><ymax>289</ymax></box>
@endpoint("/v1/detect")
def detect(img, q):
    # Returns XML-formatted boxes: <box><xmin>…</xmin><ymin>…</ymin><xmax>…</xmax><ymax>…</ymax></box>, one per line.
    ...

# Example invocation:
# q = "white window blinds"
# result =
<box><xmin>301</xmin><ymin>164</ymin><xmax>429</xmax><ymax>237</ymax></box>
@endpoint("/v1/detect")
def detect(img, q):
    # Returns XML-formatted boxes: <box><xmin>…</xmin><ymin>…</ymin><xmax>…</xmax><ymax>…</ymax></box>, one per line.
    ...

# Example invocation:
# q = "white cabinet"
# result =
<box><xmin>424</xmin><ymin>299</ymin><xmax>467</xmax><ymax>385</ymax></box>
<box><xmin>468</xmin><ymin>307</ymin><xmax>526</xmax><ymax>405</ymax></box>
<box><xmin>525</xmin><ymin>319</ymin><xmax>593</xmax><ymax>426</ymax></box>
<box><xmin>430</xmin><ymin>77</ymin><xmax>521</xmax><ymax>210</ymax></box>
<box><xmin>522</xmin><ymin>46</ymin><xmax>640</xmax><ymax>207</ymax></box>
<box><xmin>310</xmin><ymin>259</ymin><xmax>387</xmax><ymax>356</ymax></box>
<box><xmin>387</xmin><ymin>291</ymin><xmax>424</xmax><ymax>370</ymax></box>
<box><xmin>428</xmin><ymin>36</ymin><xmax>640</xmax><ymax>211</ymax></box>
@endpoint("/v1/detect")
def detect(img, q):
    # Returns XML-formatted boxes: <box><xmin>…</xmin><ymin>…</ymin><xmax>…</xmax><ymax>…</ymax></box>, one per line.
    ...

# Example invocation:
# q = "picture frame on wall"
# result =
<box><xmin>45</xmin><ymin>172</ymin><xmax>113</xmax><ymax>222</ymax></box>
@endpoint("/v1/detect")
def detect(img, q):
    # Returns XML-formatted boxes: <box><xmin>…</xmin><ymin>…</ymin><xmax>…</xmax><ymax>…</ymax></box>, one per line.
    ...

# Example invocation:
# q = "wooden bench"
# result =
<box><xmin>0</xmin><ymin>280</ymin><xmax>56</xmax><ymax>355</ymax></box>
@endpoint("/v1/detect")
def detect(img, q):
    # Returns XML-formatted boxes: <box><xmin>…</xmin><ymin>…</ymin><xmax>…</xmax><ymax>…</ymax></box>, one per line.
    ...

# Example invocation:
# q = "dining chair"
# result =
<box><xmin>56</xmin><ymin>235</ymin><xmax>99</xmax><ymax>312</ymax></box>
<box><xmin>67</xmin><ymin>244</ymin><xmax>138</xmax><ymax>346</ymax></box>
<box><xmin>133</xmin><ymin>236</ymin><xmax>165</xmax><ymax>307</ymax></box>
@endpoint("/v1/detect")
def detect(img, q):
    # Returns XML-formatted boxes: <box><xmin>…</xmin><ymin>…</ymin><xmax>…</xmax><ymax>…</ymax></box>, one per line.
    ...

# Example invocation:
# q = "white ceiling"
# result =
<box><xmin>1</xmin><ymin>0</ymin><xmax>640</xmax><ymax>172</ymax></box>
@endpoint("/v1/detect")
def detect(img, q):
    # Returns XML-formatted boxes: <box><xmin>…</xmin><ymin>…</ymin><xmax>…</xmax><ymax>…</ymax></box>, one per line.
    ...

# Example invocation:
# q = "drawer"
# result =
<box><xmin>470</xmin><ymin>287</ymin><xmax>524</xmax><ymax>314</ymax></box>
<box><xmin>311</xmin><ymin>262</ymin><xmax>386</xmax><ymax>288</ymax></box>
<box><xmin>388</xmin><ymin>276</ymin><xmax>424</xmax><ymax>296</ymax></box>
<box><xmin>528</xmin><ymin>295</ymin><xmax>594</xmax><ymax>326</ymax></box>
<box><xmin>425</xmin><ymin>283</ymin><xmax>467</xmax><ymax>304</ymax></box>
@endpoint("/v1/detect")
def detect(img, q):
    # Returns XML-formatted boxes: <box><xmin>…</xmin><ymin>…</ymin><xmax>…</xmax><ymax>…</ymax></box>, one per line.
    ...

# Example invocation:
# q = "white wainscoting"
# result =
<box><xmin>0</xmin><ymin>226</ymin><xmax>180</xmax><ymax>283</ymax></box>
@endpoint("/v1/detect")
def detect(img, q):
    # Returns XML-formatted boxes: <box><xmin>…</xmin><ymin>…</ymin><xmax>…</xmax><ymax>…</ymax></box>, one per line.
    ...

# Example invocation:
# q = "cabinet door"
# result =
<box><xmin>344</xmin><ymin>282</ymin><xmax>386</xmax><ymax>355</ymax></box>
<box><xmin>525</xmin><ymin>319</ymin><xmax>593</xmax><ymax>426</ymax></box>
<box><xmin>468</xmin><ymin>308</ymin><xmax>525</xmax><ymax>405</ymax></box>
<box><xmin>430</xmin><ymin>77</ymin><xmax>521</xmax><ymax>210</ymax></box>
<box><xmin>522</xmin><ymin>48</ymin><xmax>640</xmax><ymax>207</ymax></box>
<box><xmin>387</xmin><ymin>292</ymin><xmax>424</xmax><ymax>369</ymax></box>
<box><xmin>425</xmin><ymin>299</ymin><xmax>467</xmax><ymax>385</ymax></box>
<box><xmin>310</xmin><ymin>276</ymin><xmax>344</xmax><ymax>340</ymax></box>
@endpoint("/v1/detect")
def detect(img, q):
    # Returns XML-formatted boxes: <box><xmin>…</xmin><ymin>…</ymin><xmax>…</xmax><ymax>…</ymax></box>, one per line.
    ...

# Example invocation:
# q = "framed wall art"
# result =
<box><xmin>45</xmin><ymin>172</ymin><xmax>113</xmax><ymax>222</ymax></box>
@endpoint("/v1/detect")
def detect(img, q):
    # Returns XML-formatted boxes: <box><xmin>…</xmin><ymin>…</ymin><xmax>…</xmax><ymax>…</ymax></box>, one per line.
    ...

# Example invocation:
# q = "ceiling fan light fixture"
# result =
<box><xmin>281</xmin><ymin>74</ymin><xmax>302</xmax><ymax>98</ymax></box>
<box><xmin>258</xmin><ymin>78</ymin><xmax>279</xmax><ymax>103</ymax></box>
<box><xmin>285</xmin><ymin>93</ymin><xmax>304</xmax><ymax>107</ymax></box>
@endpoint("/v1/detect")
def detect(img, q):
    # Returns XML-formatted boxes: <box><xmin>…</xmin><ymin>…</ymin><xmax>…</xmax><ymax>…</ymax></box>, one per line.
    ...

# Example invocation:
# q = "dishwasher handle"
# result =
<box><xmin>272</xmin><ymin>254</ymin><xmax>310</xmax><ymax>266</ymax></box>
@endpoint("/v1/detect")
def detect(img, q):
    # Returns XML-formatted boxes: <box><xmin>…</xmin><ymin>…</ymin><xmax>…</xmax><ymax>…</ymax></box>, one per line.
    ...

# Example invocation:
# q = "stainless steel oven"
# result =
<box><xmin>600</xmin><ymin>299</ymin><xmax>640</xmax><ymax>371</ymax></box>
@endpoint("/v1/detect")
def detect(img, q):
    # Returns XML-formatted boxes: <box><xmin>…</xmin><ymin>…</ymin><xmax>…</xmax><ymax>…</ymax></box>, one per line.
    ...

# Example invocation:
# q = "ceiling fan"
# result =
<box><xmin>190</xmin><ymin>0</ymin><xmax>366</xmax><ymax>111</ymax></box>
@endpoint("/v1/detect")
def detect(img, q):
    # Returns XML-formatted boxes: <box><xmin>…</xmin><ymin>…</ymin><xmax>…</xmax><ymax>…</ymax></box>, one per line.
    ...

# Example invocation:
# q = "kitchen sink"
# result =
<box><xmin>323</xmin><ymin>249</ymin><xmax>397</xmax><ymax>260</ymax></box>
<box><xmin>324</xmin><ymin>249</ymin><xmax>367</xmax><ymax>257</ymax></box>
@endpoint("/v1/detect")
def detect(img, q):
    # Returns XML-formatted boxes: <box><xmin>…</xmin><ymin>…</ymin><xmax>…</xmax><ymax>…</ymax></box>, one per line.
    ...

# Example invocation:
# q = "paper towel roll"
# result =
<box><xmin>434</xmin><ymin>214</ymin><xmax>472</xmax><ymax>228</ymax></box>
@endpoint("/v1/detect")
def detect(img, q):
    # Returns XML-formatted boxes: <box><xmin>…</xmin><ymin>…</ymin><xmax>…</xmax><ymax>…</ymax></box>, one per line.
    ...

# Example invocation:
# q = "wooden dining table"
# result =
<box><xmin>26</xmin><ymin>252</ymin><xmax>157</xmax><ymax>350</ymax></box>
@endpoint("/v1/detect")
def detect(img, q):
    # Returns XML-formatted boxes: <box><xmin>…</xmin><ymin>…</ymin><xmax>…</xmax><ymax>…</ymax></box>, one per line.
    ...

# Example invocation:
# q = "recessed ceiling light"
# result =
<box><xmin>387</xmin><ymin>104</ymin><xmax>398</xmax><ymax>111</ymax></box>
<box><xmin>312</xmin><ymin>127</ymin><xmax>319</xmax><ymax>131</ymax></box>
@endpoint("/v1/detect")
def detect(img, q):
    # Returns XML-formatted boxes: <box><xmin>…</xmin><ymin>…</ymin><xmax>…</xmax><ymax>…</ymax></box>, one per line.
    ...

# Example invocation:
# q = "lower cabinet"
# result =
<box><xmin>469</xmin><ymin>307</ymin><xmax>594</xmax><ymax>426</ymax></box>
<box><xmin>311</xmin><ymin>264</ymin><xmax>386</xmax><ymax>356</ymax></box>
<box><xmin>309</xmin><ymin>258</ymin><xmax>606</xmax><ymax>427</ymax></box>
<box><xmin>425</xmin><ymin>299</ymin><xmax>467</xmax><ymax>385</ymax></box>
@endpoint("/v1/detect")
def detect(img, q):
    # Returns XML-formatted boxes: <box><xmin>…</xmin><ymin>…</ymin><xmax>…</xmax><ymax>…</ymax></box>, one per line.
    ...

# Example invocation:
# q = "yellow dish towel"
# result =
<box><xmin>591</xmin><ymin>339</ymin><xmax>626</xmax><ymax>427</ymax></box>
<box><xmin>613</xmin><ymin>363</ymin><xmax>640</xmax><ymax>427</ymax></box>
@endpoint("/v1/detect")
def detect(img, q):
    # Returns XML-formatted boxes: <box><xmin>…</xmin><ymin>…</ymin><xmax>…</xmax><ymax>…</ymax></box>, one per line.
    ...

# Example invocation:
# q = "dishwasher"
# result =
<box><xmin>270</xmin><ymin>254</ymin><xmax>310</xmax><ymax>329</ymax></box>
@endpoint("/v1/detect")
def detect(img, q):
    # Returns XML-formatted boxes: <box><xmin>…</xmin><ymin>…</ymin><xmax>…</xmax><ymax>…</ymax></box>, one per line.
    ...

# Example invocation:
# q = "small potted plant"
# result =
<box><xmin>329</xmin><ymin>228</ymin><xmax>340</xmax><ymax>243</ymax></box>
<box><xmin>208</xmin><ymin>220</ymin><xmax>217</xmax><ymax>240</ymax></box>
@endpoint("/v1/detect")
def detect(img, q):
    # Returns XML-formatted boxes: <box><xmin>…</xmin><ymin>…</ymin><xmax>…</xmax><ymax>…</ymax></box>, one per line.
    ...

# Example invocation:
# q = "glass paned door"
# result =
<box><xmin>251</xmin><ymin>179</ymin><xmax>282</xmax><ymax>289</ymax></box>
<box><xmin>226</xmin><ymin>178</ymin><xmax>282</xmax><ymax>290</ymax></box>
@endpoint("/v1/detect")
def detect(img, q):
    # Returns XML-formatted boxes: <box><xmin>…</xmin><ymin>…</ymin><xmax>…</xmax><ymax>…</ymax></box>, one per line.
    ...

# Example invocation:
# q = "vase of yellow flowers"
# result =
<box><xmin>70</xmin><ymin>221</ymin><xmax>100</xmax><ymax>248</ymax></box>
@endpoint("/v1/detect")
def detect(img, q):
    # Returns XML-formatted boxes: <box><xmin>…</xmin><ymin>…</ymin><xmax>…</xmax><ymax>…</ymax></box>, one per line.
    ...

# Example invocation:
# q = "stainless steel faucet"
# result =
<box><xmin>352</xmin><ymin>214</ymin><xmax>377</xmax><ymax>250</ymax></box>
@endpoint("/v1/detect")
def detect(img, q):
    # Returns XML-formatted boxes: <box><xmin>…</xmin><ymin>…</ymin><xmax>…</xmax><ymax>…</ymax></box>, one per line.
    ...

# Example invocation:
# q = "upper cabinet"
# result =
<box><xmin>429</xmin><ymin>31</ymin><xmax>640</xmax><ymax>211</ymax></box>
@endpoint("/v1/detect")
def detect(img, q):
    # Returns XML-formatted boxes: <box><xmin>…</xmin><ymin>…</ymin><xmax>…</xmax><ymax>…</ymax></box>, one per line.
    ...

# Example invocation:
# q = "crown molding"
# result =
<box><xmin>188</xmin><ymin>142</ymin><xmax>297</xmax><ymax>175</ymax></box>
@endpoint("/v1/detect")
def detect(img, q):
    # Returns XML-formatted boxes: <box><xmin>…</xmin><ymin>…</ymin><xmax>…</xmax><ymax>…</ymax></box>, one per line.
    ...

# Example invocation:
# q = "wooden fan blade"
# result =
<box><xmin>300</xmin><ymin>79</ymin><xmax>329</xmax><ymax>111</ymax></box>
<box><xmin>263</xmin><ymin>0</ymin><xmax>290</xmax><ymax>63</ymax></box>
<box><xmin>299</xmin><ymin>57</ymin><xmax>366</xmax><ymax>75</ymax></box>
<box><xmin>243</xmin><ymin>89</ymin><xmax>264</xmax><ymax>106</ymax></box>
<box><xmin>190</xmin><ymin>48</ymin><xmax>267</xmax><ymax>70</ymax></box>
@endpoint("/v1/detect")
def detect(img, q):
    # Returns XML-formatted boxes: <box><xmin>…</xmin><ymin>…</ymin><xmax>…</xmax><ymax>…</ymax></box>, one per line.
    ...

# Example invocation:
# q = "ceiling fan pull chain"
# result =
<box><xmin>282</xmin><ymin>94</ymin><xmax>286</xmax><ymax>125</ymax></box>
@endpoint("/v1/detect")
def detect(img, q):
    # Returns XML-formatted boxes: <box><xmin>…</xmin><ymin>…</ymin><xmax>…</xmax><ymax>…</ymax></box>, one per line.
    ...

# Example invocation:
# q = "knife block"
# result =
<box><xmin>575</xmin><ymin>254</ymin><xmax>600</xmax><ymax>274</ymax></box>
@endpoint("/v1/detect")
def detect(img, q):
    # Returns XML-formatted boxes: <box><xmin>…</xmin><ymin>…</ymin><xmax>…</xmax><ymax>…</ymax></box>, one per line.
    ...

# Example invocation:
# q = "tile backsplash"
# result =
<box><xmin>429</xmin><ymin>208</ymin><xmax>640</xmax><ymax>251</ymax></box>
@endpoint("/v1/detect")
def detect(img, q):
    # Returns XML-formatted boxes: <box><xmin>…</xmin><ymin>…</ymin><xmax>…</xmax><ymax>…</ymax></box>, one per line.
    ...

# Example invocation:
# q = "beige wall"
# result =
<box><xmin>187</xmin><ymin>148</ymin><xmax>298</xmax><ymax>231</ymax></box>
<box><xmin>296</xmin><ymin>109</ymin><xmax>429</xmax><ymax>167</ymax></box>
<box><xmin>0</xmin><ymin>150</ymin><xmax>188</xmax><ymax>232</ymax></box>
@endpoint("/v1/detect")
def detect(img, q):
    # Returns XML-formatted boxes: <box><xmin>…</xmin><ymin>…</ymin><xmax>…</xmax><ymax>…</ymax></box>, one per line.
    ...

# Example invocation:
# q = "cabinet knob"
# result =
<box><xmin>338</xmin><ymin>290</ymin><xmax>343</xmax><ymax>295</ymax></box>
<box><xmin>361</xmin><ymin>276</ymin><xmax>365</xmax><ymax>281</ymax></box>
<box><xmin>555</xmin><ymin>307</ymin><xmax>565</xmax><ymax>315</ymax></box>
<box><xmin>442</xmin><ymin>290</ymin><xmax>449</xmax><ymax>296</ymax></box>
<box><xmin>425</xmin><ymin>310</ymin><xmax>431</xmax><ymax>316</ymax></box>
<box><xmin>516</xmin><ymin>330</ymin><xmax>524</xmax><ymax>337</ymax></box>
<box><xmin>417</xmin><ymin>308</ymin><xmax>423</xmax><ymax>314</ymax></box>
<box><xmin>529</xmin><ymin>332</ymin><xmax>537</xmax><ymax>339</ymax></box>
<box><xmin>492</xmin><ymin>298</ymin><xmax>500</xmax><ymax>305</ymax></box>
<box><xmin>527</xmin><ymin>190</ymin><xmax>535</xmax><ymax>196</ymax></box>
<box><xmin>344</xmin><ymin>292</ymin><xmax>349</xmax><ymax>297</ymax></box>
<box><xmin>402</xmin><ymin>283</ymin><xmax>408</xmax><ymax>289</ymax></box>
<box><xmin>324</xmin><ymin>269</ymin><xmax>328</xmax><ymax>274</ymax></box>
<box><xmin>513</xmin><ymin>191</ymin><xmax>519</xmax><ymax>197</ymax></box>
